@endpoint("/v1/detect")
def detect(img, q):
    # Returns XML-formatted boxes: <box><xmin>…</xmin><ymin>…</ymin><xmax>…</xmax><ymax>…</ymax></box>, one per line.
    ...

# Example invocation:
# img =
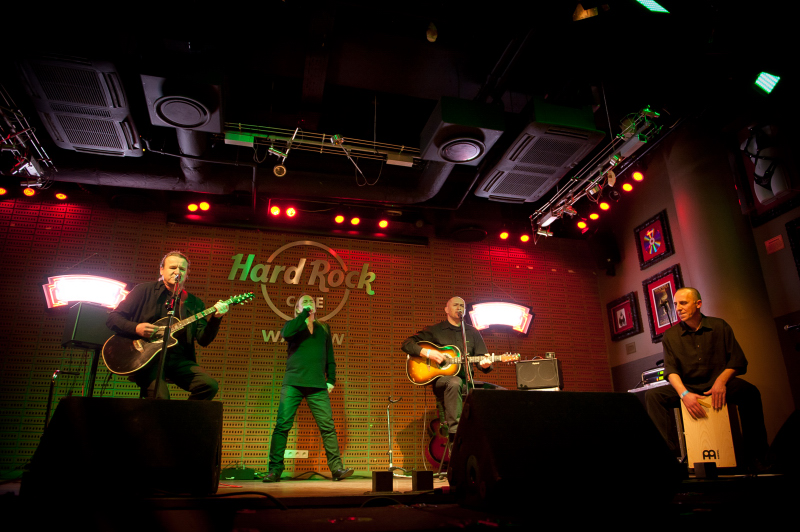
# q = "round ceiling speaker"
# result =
<box><xmin>154</xmin><ymin>96</ymin><xmax>211</xmax><ymax>129</ymax></box>
<box><xmin>439</xmin><ymin>138</ymin><xmax>485</xmax><ymax>163</ymax></box>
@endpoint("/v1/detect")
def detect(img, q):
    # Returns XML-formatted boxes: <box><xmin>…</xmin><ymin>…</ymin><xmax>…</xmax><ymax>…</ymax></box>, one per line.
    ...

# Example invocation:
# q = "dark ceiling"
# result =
<box><xmin>1</xmin><ymin>0</ymin><xmax>794</xmax><ymax>244</ymax></box>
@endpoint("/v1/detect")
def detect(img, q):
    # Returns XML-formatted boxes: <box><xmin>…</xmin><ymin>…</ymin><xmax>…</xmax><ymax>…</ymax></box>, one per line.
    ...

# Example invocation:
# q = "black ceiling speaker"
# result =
<box><xmin>420</xmin><ymin>97</ymin><xmax>505</xmax><ymax>166</ymax></box>
<box><xmin>141</xmin><ymin>74</ymin><xmax>223</xmax><ymax>133</ymax></box>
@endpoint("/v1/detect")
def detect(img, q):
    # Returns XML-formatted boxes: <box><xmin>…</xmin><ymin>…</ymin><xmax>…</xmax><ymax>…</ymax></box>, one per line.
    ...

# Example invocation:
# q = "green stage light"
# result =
<box><xmin>637</xmin><ymin>0</ymin><xmax>669</xmax><ymax>13</ymax></box>
<box><xmin>755</xmin><ymin>72</ymin><xmax>781</xmax><ymax>94</ymax></box>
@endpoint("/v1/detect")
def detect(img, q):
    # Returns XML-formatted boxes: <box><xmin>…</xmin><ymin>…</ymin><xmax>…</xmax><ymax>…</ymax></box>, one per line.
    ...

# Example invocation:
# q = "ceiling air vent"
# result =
<box><xmin>475</xmin><ymin>99</ymin><xmax>604</xmax><ymax>203</ymax></box>
<box><xmin>18</xmin><ymin>57</ymin><xmax>142</xmax><ymax>157</ymax></box>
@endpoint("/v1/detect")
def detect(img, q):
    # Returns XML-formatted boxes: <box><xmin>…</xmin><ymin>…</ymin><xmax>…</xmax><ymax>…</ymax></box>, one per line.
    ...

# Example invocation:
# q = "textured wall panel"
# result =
<box><xmin>0</xmin><ymin>196</ymin><xmax>611</xmax><ymax>475</ymax></box>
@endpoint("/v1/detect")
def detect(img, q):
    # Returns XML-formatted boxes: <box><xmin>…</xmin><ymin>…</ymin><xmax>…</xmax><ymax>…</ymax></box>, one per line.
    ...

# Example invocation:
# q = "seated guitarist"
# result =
<box><xmin>106</xmin><ymin>251</ymin><xmax>229</xmax><ymax>400</ymax></box>
<box><xmin>401</xmin><ymin>297</ymin><xmax>492</xmax><ymax>441</ymax></box>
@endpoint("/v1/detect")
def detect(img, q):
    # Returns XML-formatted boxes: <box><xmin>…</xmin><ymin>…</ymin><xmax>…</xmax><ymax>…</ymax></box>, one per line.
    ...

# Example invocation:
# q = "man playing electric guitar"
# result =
<box><xmin>106</xmin><ymin>251</ymin><xmax>229</xmax><ymax>400</ymax></box>
<box><xmin>401</xmin><ymin>297</ymin><xmax>493</xmax><ymax>441</ymax></box>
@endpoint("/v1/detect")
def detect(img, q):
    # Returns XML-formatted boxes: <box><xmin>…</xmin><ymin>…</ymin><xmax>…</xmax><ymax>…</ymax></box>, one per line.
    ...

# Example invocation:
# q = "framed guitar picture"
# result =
<box><xmin>642</xmin><ymin>264</ymin><xmax>683</xmax><ymax>343</ymax></box>
<box><xmin>634</xmin><ymin>209</ymin><xmax>675</xmax><ymax>270</ymax></box>
<box><xmin>606</xmin><ymin>291</ymin><xmax>642</xmax><ymax>342</ymax></box>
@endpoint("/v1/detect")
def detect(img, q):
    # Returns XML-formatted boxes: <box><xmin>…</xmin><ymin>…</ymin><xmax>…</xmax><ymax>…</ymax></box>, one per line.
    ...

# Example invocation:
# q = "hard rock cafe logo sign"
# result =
<box><xmin>228</xmin><ymin>240</ymin><xmax>376</xmax><ymax>321</ymax></box>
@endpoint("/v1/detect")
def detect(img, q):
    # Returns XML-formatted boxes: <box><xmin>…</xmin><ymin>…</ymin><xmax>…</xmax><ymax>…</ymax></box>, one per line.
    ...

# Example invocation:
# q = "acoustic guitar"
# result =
<box><xmin>102</xmin><ymin>292</ymin><xmax>254</xmax><ymax>375</ymax></box>
<box><xmin>405</xmin><ymin>341</ymin><xmax>520</xmax><ymax>385</ymax></box>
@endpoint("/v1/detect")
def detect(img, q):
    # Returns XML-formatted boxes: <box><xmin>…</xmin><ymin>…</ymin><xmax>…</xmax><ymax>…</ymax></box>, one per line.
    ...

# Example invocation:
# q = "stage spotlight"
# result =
<box><xmin>520</xmin><ymin>234</ymin><xmax>530</xmax><ymax>243</ymax></box>
<box><xmin>270</xmin><ymin>206</ymin><xmax>281</xmax><ymax>216</ymax></box>
<box><xmin>286</xmin><ymin>207</ymin><xmax>297</xmax><ymax>217</ymax></box>
<box><xmin>632</xmin><ymin>171</ymin><xmax>644</xmax><ymax>181</ymax></box>
<box><xmin>577</xmin><ymin>221</ymin><xmax>587</xmax><ymax>229</ymax></box>
<box><xmin>599</xmin><ymin>202</ymin><xmax>610</xmax><ymax>210</ymax></box>
<box><xmin>188</xmin><ymin>204</ymin><xmax>199</xmax><ymax>212</ymax></box>
<box><xmin>607</xmin><ymin>189</ymin><xmax>621</xmax><ymax>202</ymax></box>
<box><xmin>589</xmin><ymin>213</ymin><xmax>600</xmax><ymax>220</ymax></box>
<box><xmin>23</xmin><ymin>188</ymin><xmax>35</xmax><ymax>197</ymax></box>
<box><xmin>622</xmin><ymin>183</ymin><xmax>633</xmax><ymax>192</ymax></box>
<box><xmin>378</xmin><ymin>220</ymin><xmax>389</xmax><ymax>228</ymax></box>
<box><xmin>350</xmin><ymin>217</ymin><xmax>361</xmax><ymax>225</ymax></box>
<box><xmin>0</xmin><ymin>187</ymin><xmax>7</xmax><ymax>195</ymax></box>
<box><xmin>500</xmin><ymin>231</ymin><xmax>509</xmax><ymax>240</ymax></box>
<box><xmin>55</xmin><ymin>193</ymin><xmax>68</xmax><ymax>200</ymax></box>
<box><xmin>199</xmin><ymin>202</ymin><xmax>210</xmax><ymax>211</ymax></box>
<box><xmin>334</xmin><ymin>215</ymin><xmax>345</xmax><ymax>224</ymax></box>
<box><xmin>274</xmin><ymin>165</ymin><xmax>287</xmax><ymax>177</ymax></box>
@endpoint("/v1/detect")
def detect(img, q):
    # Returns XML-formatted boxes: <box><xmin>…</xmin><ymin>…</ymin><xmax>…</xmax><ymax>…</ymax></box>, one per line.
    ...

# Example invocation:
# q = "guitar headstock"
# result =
<box><xmin>229</xmin><ymin>292</ymin><xmax>255</xmax><ymax>305</ymax></box>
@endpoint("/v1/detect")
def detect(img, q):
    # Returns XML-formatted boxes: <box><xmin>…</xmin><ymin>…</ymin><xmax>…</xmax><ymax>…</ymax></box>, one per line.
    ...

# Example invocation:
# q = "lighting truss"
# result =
<box><xmin>529</xmin><ymin>106</ymin><xmax>663</xmax><ymax>238</ymax></box>
<box><xmin>0</xmin><ymin>84</ymin><xmax>56</xmax><ymax>185</ymax></box>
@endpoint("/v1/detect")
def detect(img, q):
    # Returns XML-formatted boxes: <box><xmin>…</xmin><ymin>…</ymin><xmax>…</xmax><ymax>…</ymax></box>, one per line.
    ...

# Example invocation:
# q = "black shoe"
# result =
<box><xmin>332</xmin><ymin>467</ymin><xmax>354</xmax><ymax>481</ymax></box>
<box><xmin>262</xmin><ymin>470</ymin><xmax>282</xmax><ymax>483</ymax></box>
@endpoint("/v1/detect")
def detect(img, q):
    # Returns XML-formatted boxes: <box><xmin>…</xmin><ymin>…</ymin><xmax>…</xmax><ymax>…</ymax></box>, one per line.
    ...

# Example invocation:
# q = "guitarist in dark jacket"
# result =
<box><xmin>401</xmin><ymin>297</ymin><xmax>493</xmax><ymax>440</ymax></box>
<box><xmin>106</xmin><ymin>251</ymin><xmax>228</xmax><ymax>399</ymax></box>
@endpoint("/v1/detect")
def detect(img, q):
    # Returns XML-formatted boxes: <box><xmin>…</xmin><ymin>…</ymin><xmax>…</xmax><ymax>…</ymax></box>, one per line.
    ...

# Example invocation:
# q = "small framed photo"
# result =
<box><xmin>642</xmin><ymin>264</ymin><xmax>684</xmax><ymax>343</ymax></box>
<box><xmin>606</xmin><ymin>292</ymin><xmax>642</xmax><ymax>342</ymax></box>
<box><xmin>634</xmin><ymin>209</ymin><xmax>675</xmax><ymax>270</ymax></box>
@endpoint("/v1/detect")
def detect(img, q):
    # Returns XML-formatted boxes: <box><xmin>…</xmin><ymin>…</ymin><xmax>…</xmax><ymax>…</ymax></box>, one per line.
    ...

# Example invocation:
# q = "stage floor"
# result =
<box><xmin>2</xmin><ymin>471</ymin><xmax>796</xmax><ymax>529</ymax></box>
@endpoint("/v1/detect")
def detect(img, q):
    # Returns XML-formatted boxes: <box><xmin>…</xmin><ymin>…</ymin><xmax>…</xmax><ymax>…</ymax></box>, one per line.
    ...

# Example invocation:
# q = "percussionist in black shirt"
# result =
<box><xmin>106</xmin><ymin>251</ymin><xmax>228</xmax><ymax>400</ymax></box>
<box><xmin>401</xmin><ymin>297</ymin><xmax>493</xmax><ymax>440</ymax></box>
<box><xmin>263</xmin><ymin>294</ymin><xmax>353</xmax><ymax>483</ymax></box>
<box><xmin>645</xmin><ymin>287</ymin><xmax>768</xmax><ymax>466</ymax></box>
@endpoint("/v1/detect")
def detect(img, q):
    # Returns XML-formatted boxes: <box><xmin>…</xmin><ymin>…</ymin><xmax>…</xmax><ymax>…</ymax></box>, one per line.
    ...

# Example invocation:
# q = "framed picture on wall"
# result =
<box><xmin>634</xmin><ymin>209</ymin><xmax>675</xmax><ymax>270</ymax></box>
<box><xmin>642</xmin><ymin>264</ymin><xmax>684</xmax><ymax>343</ymax></box>
<box><xmin>606</xmin><ymin>291</ymin><xmax>642</xmax><ymax>342</ymax></box>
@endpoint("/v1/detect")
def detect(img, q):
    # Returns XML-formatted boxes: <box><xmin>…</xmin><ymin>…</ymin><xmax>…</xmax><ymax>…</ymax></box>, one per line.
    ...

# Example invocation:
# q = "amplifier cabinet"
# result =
<box><xmin>515</xmin><ymin>358</ymin><xmax>563</xmax><ymax>390</ymax></box>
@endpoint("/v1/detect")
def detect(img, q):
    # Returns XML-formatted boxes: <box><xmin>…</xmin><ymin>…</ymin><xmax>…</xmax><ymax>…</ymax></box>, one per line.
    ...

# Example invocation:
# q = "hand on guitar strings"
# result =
<box><xmin>214</xmin><ymin>300</ymin><xmax>230</xmax><ymax>318</ymax></box>
<box><xmin>478</xmin><ymin>354</ymin><xmax>493</xmax><ymax>369</ymax></box>
<box><xmin>422</xmin><ymin>347</ymin><xmax>445</xmax><ymax>365</ymax></box>
<box><xmin>136</xmin><ymin>322</ymin><xmax>162</xmax><ymax>340</ymax></box>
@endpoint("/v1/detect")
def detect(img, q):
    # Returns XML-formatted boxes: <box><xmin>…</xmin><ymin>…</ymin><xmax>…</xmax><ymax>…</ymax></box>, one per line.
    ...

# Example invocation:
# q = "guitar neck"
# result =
<box><xmin>465</xmin><ymin>354</ymin><xmax>506</xmax><ymax>363</ymax></box>
<box><xmin>171</xmin><ymin>305</ymin><xmax>219</xmax><ymax>334</ymax></box>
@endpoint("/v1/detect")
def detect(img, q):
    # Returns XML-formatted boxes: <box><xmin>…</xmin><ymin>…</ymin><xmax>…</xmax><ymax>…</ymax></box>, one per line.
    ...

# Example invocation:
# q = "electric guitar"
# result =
<box><xmin>405</xmin><ymin>341</ymin><xmax>521</xmax><ymax>385</ymax></box>
<box><xmin>101</xmin><ymin>292</ymin><xmax>255</xmax><ymax>375</ymax></box>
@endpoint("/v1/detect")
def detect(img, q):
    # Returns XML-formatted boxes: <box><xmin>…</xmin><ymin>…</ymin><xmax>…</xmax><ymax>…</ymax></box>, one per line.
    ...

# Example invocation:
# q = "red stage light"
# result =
<box><xmin>350</xmin><ymin>217</ymin><xmax>361</xmax><ymax>225</ymax></box>
<box><xmin>378</xmin><ymin>220</ymin><xmax>389</xmax><ymax>228</ymax></box>
<box><xmin>270</xmin><ymin>206</ymin><xmax>281</xmax><ymax>216</ymax></box>
<box><xmin>188</xmin><ymin>204</ymin><xmax>199</xmax><ymax>212</ymax></box>
<box><xmin>599</xmin><ymin>202</ymin><xmax>610</xmax><ymax>210</ymax></box>
<box><xmin>500</xmin><ymin>231</ymin><xmax>509</xmax><ymax>240</ymax></box>
<box><xmin>334</xmin><ymin>215</ymin><xmax>345</xmax><ymax>224</ymax></box>
<box><xmin>632</xmin><ymin>171</ymin><xmax>644</xmax><ymax>181</ymax></box>
<box><xmin>23</xmin><ymin>188</ymin><xmax>35</xmax><ymax>197</ymax></box>
<box><xmin>286</xmin><ymin>207</ymin><xmax>297</xmax><ymax>217</ymax></box>
<box><xmin>622</xmin><ymin>183</ymin><xmax>633</xmax><ymax>192</ymax></box>
<box><xmin>577</xmin><ymin>221</ymin><xmax>587</xmax><ymax>229</ymax></box>
<box><xmin>520</xmin><ymin>234</ymin><xmax>530</xmax><ymax>242</ymax></box>
<box><xmin>589</xmin><ymin>213</ymin><xmax>600</xmax><ymax>220</ymax></box>
<box><xmin>199</xmin><ymin>202</ymin><xmax>210</xmax><ymax>211</ymax></box>
<box><xmin>55</xmin><ymin>193</ymin><xmax>68</xmax><ymax>200</ymax></box>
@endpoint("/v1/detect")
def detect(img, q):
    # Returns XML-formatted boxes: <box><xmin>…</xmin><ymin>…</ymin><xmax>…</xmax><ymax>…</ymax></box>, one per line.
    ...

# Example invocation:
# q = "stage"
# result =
<box><xmin>2</xmin><ymin>470</ymin><xmax>796</xmax><ymax>529</ymax></box>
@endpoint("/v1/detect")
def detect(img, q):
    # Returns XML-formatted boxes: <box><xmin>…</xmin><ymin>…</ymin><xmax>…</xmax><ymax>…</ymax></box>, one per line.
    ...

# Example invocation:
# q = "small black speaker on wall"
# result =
<box><xmin>61</xmin><ymin>302</ymin><xmax>113</xmax><ymax>349</ymax></box>
<box><xmin>22</xmin><ymin>397</ymin><xmax>223</xmax><ymax>497</ymax></box>
<box><xmin>516</xmin><ymin>358</ymin><xmax>563</xmax><ymax>389</ymax></box>
<box><xmin>448</xmin><ymin>390</ymin><xmax>680</xmax><ymax>511</ymax></box>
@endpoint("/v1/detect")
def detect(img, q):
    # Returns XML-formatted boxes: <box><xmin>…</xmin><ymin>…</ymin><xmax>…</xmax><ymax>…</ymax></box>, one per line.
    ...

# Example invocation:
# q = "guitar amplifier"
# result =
<box><xmin>516</xmin><ymin>358</ymin><xmax>563</xmax><ymax>390</ymax></box>
<box><xmin>61</xmin><ymin>302</ymin><xmax>114</xmax><ymax>349</ymax></box>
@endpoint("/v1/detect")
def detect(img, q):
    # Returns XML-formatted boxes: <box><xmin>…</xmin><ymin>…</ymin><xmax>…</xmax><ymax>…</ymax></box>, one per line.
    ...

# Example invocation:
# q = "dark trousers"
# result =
<box><xmin>134</xmin><ymin>356</ymin><xmax>218</xmax><ymax>400</ymax></box>
<box><xmin>268</xmin><ymin>385</ymin><xmax>343</xmax><ymax>473</ymax></box>
<box><xmin>645</xmin><ymin>377</ymin><xmax>769</xmax><ymax>463</ymax></box>
<box><xmin>432</xmin><ymin>376</ymin><xmax>504</xmax><ymax>435</ymax></box>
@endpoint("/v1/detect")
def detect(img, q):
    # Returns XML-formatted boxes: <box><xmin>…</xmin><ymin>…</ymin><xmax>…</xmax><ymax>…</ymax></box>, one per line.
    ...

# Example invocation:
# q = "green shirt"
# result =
<box><xmin>281</xmin><ymin>308</ymin><xmax>336</xmax><ymax>388</ymax></box>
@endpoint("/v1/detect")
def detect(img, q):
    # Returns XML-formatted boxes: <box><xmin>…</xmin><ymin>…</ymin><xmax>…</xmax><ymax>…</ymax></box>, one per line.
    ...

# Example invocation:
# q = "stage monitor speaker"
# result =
<box><xmin>22</xmin><ymin>397</ymin><xmax>223</xmax><ymax>498</ymax></box>
<box><xmin>62</xmin><ymin>302</ymin><xmax>114</xmax><ymax>349</ymax></box>
<box><xmin>516</xmin><ymin>358</ymin><xmax>563</xmax><ymax>389</ymax></box>
<box><xmin>448</xmin><ymin>390</ymin><xmax>681</xmax><ymax>511</ymax></box>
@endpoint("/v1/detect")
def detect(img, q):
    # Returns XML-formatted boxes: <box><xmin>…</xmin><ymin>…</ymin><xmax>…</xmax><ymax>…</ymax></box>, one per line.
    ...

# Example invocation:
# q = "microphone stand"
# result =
<box><xmin>153</xmin><ymin>275</ymin><xmax>182</xmax><ymax>399</ymax></box>
<box><xmin>459</xmin><ymin>311</ymin><xmax>474</xmax><ymax>395</ymax></box>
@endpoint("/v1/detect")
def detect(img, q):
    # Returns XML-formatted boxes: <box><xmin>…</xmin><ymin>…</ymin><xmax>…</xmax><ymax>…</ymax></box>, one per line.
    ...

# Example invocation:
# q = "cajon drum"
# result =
<box><xmin>680</xmin><ymin>398</ymin><xmax>737</xmax><ymax>468</ymax></box>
